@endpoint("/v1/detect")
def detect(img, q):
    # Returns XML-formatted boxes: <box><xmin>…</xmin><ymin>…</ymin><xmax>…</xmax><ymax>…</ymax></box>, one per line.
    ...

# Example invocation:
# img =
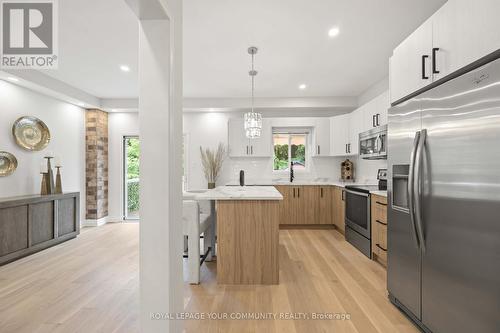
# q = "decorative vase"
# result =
<box><xmin>208</xmin><ymin>182</ymin><xmax>216</xmax><ymax>189</ymax></box>
<box><xmin>40</xmin><ymin>173</ymin><xmax>49</xmax><ymax>195</ymax></box>
<box><xmin>44</xmin><ymin>156</ymin><xmax>55</xmax><ymax>194</ymax></box>
<box><xmin>55</xmin><ymin>166</ymin><xmax>63</xmax><ymax>194</ymax></box>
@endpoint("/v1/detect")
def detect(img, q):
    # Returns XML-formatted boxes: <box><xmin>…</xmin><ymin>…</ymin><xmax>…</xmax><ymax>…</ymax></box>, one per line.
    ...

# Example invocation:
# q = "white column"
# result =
<box><xmin>138</xmin><ymin>0</ymin><xmax>183</xmax><ymax>330</ymax></box>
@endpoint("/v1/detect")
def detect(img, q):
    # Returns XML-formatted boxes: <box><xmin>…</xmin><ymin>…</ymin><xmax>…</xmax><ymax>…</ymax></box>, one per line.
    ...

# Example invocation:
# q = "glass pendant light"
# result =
<box><xmin>244</xmin><ymin>46</ymin><xmax>262</xmax><ymax>139</ymax></box>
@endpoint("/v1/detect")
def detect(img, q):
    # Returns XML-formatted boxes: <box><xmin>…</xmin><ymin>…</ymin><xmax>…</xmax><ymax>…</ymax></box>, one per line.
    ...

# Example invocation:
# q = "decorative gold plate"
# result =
<box><xmin>0</xmin><ymin>151</ymin><xmax>18</xmax><ymax>177</ymax></box>
<box><xmin>12</xmin><ymin>116</ymin><xmax>51</xmax><ymax>151</ymax></box>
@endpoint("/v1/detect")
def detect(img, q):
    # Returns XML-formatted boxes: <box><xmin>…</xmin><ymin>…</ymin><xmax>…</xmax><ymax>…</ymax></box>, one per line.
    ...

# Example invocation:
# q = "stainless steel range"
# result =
<box><xmin>344</xmin><ymin>169</ymin><xmax>387</xmax><ymax>258</ymax></box>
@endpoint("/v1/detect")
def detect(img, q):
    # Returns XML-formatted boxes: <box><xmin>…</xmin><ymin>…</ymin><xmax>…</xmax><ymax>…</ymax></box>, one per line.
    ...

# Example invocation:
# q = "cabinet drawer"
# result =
<box><xmin>371</xmin><ymin>194</ymin><xmax>388</xmax><ymax>267</ymax></box>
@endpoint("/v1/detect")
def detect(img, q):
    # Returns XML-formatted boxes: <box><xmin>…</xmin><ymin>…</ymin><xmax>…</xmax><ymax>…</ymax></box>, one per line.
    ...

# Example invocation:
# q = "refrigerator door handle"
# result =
<box><xmin>408</xmin><ymin>131</ymin><xmax>421</xmax><ymax>249</ymax></box>
<box><xmin>414</xmin><ymin>129</ymin><xmax>427</xmax><ymax>253</ymax></box>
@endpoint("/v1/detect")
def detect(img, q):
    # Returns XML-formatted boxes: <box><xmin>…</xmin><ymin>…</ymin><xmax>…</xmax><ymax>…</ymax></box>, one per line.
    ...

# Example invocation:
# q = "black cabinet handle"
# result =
<box><xmin>376</xmin><ymin>243</ymin><xmax>387</xmax><ymax>252</ymax></box>
<box><xmin>376</xmin><ymin>201</ymin><xmax>387</xmax><ymax>206</ymax></box>
<box><xmin>372</xmin><ymin>115</ymin><xmax>376</xmax><ymax>128</ymax></box>
<box><xmin>348</xmin><ymin>143</ymin><xmax>351</xmax><ymax>153</ymax></box>
<box><xmin>376</xmin><ymin>219</ymin><xmax>387</xmax><ymax>226</ymax></box>
<box><xmin>376</xmin><ymin>114</ymin><xmax>380</xmax><ymax>126</ymax></box>
<box><xmin>293</xmin><ymin>188</ymin><xmax>295</xmax><ymax>198</ymax></box>
<box><xmin>341</xmin><ymin>190</ymin><xmax>345</xmax><ymax>201</ymax></box>
<box><xmin>318</xmin><ymin>145</ymin><xmax>320</xmax><ymax>155</ymax></box>
<box><xmin>251</xmin><ymin>146</ymin><xmax>253</xmax><ymax>155</ymax></box>
<box><xmin>297</xmin><ymin>188</ymin><xmax>300</xmax><ymax>198</ymax></box>
<box><xmin>320</xmin><ymin>188</ymin><xmax>324</xmax><ymax>198</ymax></box>
<box><xmin>432</xmin><ymin>47</ymin><xmax>440</xmax><ymax>74</ymax></box>
<box><xmin>422</xmin><ymin>55</ymin><xmax>429</xmax><ymax>79</ymax></box>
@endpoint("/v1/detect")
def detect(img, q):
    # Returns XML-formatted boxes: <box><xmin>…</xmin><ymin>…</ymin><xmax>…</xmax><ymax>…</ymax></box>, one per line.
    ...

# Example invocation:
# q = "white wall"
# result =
<box><xmin>0</xmin><ymin>80</ymin><xmax>86</xmax><ymax>221</ymax></box>
<box><xmin>107</xmin><ymin>106</ymin><xmax>387</xmax><ymax>206</ymax></box>
<box><xmin>358</xmin><ymin>77</ymin><xmax>389</xmax><ymax>106</ymax></box>
<box><xmin>108</xmin><ymin>112</ymin><xmax>139</xmax><ymax>221</ymax></box>
<box><xmin>183</xmin><ymin>112</ymin><xmax>386</xmax><ymax>190</ymax></box>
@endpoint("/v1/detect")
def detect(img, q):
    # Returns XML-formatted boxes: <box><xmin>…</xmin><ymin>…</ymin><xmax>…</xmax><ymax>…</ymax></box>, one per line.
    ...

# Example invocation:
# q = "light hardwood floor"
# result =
<box><xmin>0</xmin><ymin>223</ymin><xmax>419</xmax><ymax>333</ymax></box>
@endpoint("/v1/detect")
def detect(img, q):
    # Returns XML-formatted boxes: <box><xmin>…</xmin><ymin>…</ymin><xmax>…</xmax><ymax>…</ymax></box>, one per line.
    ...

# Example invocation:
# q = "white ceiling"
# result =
<box><xmin>30</xmin><ymin>0</ymin><xmax>446</xmax><ymax>101</ymax></box>
<box><xmin>40</xmin><ymin>0</ymin><xmax>139</xmax><ymax>99</ymax></box>
<box><xmin>183</xmin><ymin>0</ymin><xmax>447</xmax><ymax>98</ymax></box>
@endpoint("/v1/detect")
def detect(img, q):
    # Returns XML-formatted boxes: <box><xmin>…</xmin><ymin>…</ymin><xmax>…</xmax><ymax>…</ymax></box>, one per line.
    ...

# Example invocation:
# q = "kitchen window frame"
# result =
<box><xmin>272</xmin><ymin>128</ymin><xmax>311</xmax><ymax>175</ymax></box>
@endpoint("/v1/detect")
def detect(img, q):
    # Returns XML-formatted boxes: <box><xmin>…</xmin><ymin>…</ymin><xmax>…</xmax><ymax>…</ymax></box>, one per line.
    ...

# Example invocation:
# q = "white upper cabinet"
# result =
<box><xmin>390</xmin><ymin>17</ymin><xmax>433</xmax><ymax>103</ymax></box>
<box><xmin>432</xmin><ymin>0</ymin><xmax>500</xmax><ymax>81</ymax></box>
<box><xmin>249</xmin><ymin>118</ymin><xmax>272</xmax><ymax>157</ymax></box>
<box><xmin>227</xmin><ymin>118</ymin><xmax>271</xmax><ymax>157</ymax></box>
<box><xmin>330</xmin><ymin>114</ymin><xmax>350</xmax><ymax>156</ymax></box>
<box><xmin>360</xmin><ymin>90</ymin><xmax>390</xmax><ymax>132</ymax></box>
<box><xmin>228</xmin><ymin>118</ymin><xmax>249</xmax><ymax>157</ymax></box>
<box><xmin>390</xmin><ymin>0</ymin><xmax>500</xmax><ymax>104</ymax></box>
<box><xmin>348</xmin><ymin>108</ymin><xmax>363</xmax><ymax>155</ymax></box>
<box><xmin>312</xmin><ymin>118</ymin><xmax>331</xmax><ymax>156</ymax></box>
<box><xmin>377</xmin><ymin>90</ymin><xmax>390</xmax><ymax>126</ymax></box>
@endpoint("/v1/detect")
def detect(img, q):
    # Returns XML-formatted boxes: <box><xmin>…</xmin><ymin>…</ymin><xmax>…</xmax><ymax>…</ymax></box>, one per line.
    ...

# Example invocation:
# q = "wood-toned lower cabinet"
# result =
<box><xmin>318</xmin><ymin>186</ymin><xmax>334</xmax><ymax>224</ymax></box>
<box><xmin>275</xmin><ymin>186</ymin><xmax>294</xmax><ymax>225</ymax></box>
<box><xmin>275</xmin><ymin>185</ymin><xmax>333</xmax><ymax>225</ymax></box>
<box><xmin>333</xmin><ymin>186</ymin><xmax>345</xmax><ymax>234</ymax></box>
<box><xmin>298</xmin><ymin>186</ymin><xmax>319</xmax><ymax>224</ymax></box>
<box><xmin>371</xmin><ymin>194</ymin><xmax>388</xmax><ymax>267</ymax></box>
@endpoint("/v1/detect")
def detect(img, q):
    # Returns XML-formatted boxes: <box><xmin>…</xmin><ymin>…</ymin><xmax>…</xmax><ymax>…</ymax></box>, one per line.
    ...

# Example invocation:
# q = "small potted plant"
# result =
<box><xmin>200</xmin><ymin>143</ymin><xmax>226</xmax><ymax>189</ymax></box>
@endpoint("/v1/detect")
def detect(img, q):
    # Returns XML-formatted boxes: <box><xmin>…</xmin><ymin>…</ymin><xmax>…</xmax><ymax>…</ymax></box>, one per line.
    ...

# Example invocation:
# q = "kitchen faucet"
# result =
<box><xmin>290</xmin><ymin>161</ymin><xmax>294</xmax><ymax>183</ymax></box>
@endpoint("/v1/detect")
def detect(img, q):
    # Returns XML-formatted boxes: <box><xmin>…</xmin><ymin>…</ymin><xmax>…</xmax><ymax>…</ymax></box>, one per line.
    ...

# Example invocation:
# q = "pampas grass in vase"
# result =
<box><xmin>200</xmin><ymin>143</ymin><xmax>226</xmax><ymax>189</ymax></box>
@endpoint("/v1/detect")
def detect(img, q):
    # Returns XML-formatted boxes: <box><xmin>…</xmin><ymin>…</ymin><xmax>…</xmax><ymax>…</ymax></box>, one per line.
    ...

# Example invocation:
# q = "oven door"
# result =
<box><xmin>345</xmin><ymin>189</ymin><xmax>371</xmax><ymax>238</ymax></box>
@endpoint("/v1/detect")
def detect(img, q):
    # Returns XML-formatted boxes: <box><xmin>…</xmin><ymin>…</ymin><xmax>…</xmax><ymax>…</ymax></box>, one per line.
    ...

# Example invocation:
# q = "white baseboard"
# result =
<box><xmin>107</xmin><ymin>216</ymin><xmax>125</xmax><ymax>223</ymax></box>
<box><xmin>82</xmin><ymin>216</ymin><xmax>108</xmax><ymax>227</ymax></box>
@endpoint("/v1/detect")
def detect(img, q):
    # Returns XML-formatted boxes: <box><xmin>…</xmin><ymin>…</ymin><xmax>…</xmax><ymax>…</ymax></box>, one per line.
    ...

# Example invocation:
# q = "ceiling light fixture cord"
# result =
<box><xmin>244</xmin><ymin>46</ymin><xmax>262</xmax><ymax>139</ymax></box>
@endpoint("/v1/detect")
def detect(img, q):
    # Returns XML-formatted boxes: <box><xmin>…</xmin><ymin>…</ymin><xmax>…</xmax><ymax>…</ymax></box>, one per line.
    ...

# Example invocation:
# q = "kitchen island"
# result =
<box><xmin>196</xmin><ymin>186</ymin><xmax>283</xmax><ymax>285</ymax></box>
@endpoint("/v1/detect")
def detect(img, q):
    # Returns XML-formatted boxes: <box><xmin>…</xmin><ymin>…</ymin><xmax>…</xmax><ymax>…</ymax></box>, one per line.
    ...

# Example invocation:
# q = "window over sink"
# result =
<box><xmin>273</xmin><ymin>131</ymin><xmax>308</xmax><ymax>172</ymax></box>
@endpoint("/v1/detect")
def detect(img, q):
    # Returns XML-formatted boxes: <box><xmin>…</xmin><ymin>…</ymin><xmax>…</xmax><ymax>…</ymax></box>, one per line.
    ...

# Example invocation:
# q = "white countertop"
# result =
<box><xmin>226</xmin><ymin>178</ymin><xmax>378</xmax><ymax>188</ymax></box>
<box><xmin>190</xmin><ymin>186</ymin><xmax>283</xmax><ymax>201</ymax></box>
<box><xmin>370</xmin><ymin>190</ymin><xmax>388</xmax><ymax>197</ymax></box>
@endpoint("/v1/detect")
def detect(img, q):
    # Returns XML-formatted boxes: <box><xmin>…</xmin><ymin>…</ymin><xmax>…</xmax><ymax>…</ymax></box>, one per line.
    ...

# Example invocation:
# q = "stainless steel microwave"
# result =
<box><xmin>359</xmin><ymin>125</ymin><xmax>387</xmax><ymax>160</ymax></box>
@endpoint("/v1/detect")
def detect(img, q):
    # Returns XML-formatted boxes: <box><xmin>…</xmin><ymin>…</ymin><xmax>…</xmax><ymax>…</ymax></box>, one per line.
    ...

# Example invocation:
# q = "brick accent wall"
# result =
<box><xmin>85</xmin><ymin>110</ymin><xmax>109</xmax><ymax>220</ymax></box>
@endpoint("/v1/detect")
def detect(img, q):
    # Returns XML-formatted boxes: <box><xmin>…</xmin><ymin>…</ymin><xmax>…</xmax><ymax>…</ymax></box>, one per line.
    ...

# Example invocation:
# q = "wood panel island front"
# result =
<box><xmin>196</xmin><ymin>186</ymin><xmax>283</xmax><ymax>285</ymax></box>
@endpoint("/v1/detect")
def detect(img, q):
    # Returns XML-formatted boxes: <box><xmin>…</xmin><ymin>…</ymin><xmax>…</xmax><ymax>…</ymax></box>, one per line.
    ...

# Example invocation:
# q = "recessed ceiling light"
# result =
<box><xmin>299</xmin><ymin>84</ymin><xmax>307</xmax><ymax>90</ymax></box>
<box><xmin>7</xmin><ymin>77</ymin><xmax>19</xmax><ymax>82</ymax></box>
<box><xmin>328</xmin><ymin>26</ymin><xmax>340</xmax><ymax>38</ymax></box>
<box><xmin>120</xmin><ymin>65</ymin><xmax>130</xmax><ymax>72</ymax></box>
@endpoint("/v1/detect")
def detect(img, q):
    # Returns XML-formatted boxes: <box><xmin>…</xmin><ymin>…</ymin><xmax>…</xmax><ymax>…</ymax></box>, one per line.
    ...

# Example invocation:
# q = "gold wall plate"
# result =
<box><xmin>0</xmin><ymin>151</ymin><xmax>18</xmax><ymax>177</ymax></box>
<box><xmin>12</xmin><ymin>116</ymin><xmax>51</xmax><ymax>151</ymax></box>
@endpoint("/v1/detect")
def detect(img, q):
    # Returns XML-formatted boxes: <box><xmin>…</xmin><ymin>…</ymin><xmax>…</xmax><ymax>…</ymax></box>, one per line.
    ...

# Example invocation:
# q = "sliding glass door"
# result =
<box><xmin>124</xmin><ymin>136</ymin><xmax>140</xmax><ymax>220</ymax></box>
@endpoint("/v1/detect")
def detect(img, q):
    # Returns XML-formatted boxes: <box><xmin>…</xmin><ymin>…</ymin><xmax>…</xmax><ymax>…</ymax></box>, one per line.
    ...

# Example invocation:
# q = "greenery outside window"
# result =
<box><xmin>273</xmin><ymin>132</ymin><xmax>308</xmax><ymax>172</ymax></box>
<box><xmin>124</xmin><ymin>136</ymin><xmax>140</xmax><ymax>220</ymax></box>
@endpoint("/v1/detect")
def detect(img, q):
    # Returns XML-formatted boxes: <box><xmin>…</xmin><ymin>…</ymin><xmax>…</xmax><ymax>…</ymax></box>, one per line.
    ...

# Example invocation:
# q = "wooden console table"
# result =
<box><xmin>0</xmin><ymin>192</ymin><xmax>80</xmax><ymax>265</ymax></box>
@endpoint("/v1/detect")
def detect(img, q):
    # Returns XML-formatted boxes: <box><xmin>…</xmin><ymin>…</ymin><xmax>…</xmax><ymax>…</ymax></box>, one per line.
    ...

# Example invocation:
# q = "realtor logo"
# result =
<box><xmin>1</xmin><ymin>0</ymin><xmax>58</xmax><ymax>68</ymax></box>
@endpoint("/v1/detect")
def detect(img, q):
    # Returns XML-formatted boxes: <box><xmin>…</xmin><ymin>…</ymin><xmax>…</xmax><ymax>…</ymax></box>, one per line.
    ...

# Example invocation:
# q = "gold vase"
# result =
<box><xmin>55</xmin><ymin>166</ymin><xmax>62</xmax><ymax>194</ymax></box>
<box><xmin>40</xmin><ymin>173</ymin><xmax>49</xmax><ymax>195</ymax></box>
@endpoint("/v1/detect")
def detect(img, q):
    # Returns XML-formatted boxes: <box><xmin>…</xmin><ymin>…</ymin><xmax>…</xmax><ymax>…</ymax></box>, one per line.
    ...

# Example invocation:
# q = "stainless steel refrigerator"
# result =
<box><xmin>387</xmin><ymin>52</ymin><xmax>500</xmax><ymax>333</ymax></box>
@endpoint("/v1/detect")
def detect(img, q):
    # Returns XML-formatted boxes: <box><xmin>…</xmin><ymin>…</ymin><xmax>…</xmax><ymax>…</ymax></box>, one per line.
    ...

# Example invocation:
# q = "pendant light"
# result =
<box><xmin>244</xmin><ymin>46</ymin><xmax>262</xmax><ymax>139</ymax></box>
